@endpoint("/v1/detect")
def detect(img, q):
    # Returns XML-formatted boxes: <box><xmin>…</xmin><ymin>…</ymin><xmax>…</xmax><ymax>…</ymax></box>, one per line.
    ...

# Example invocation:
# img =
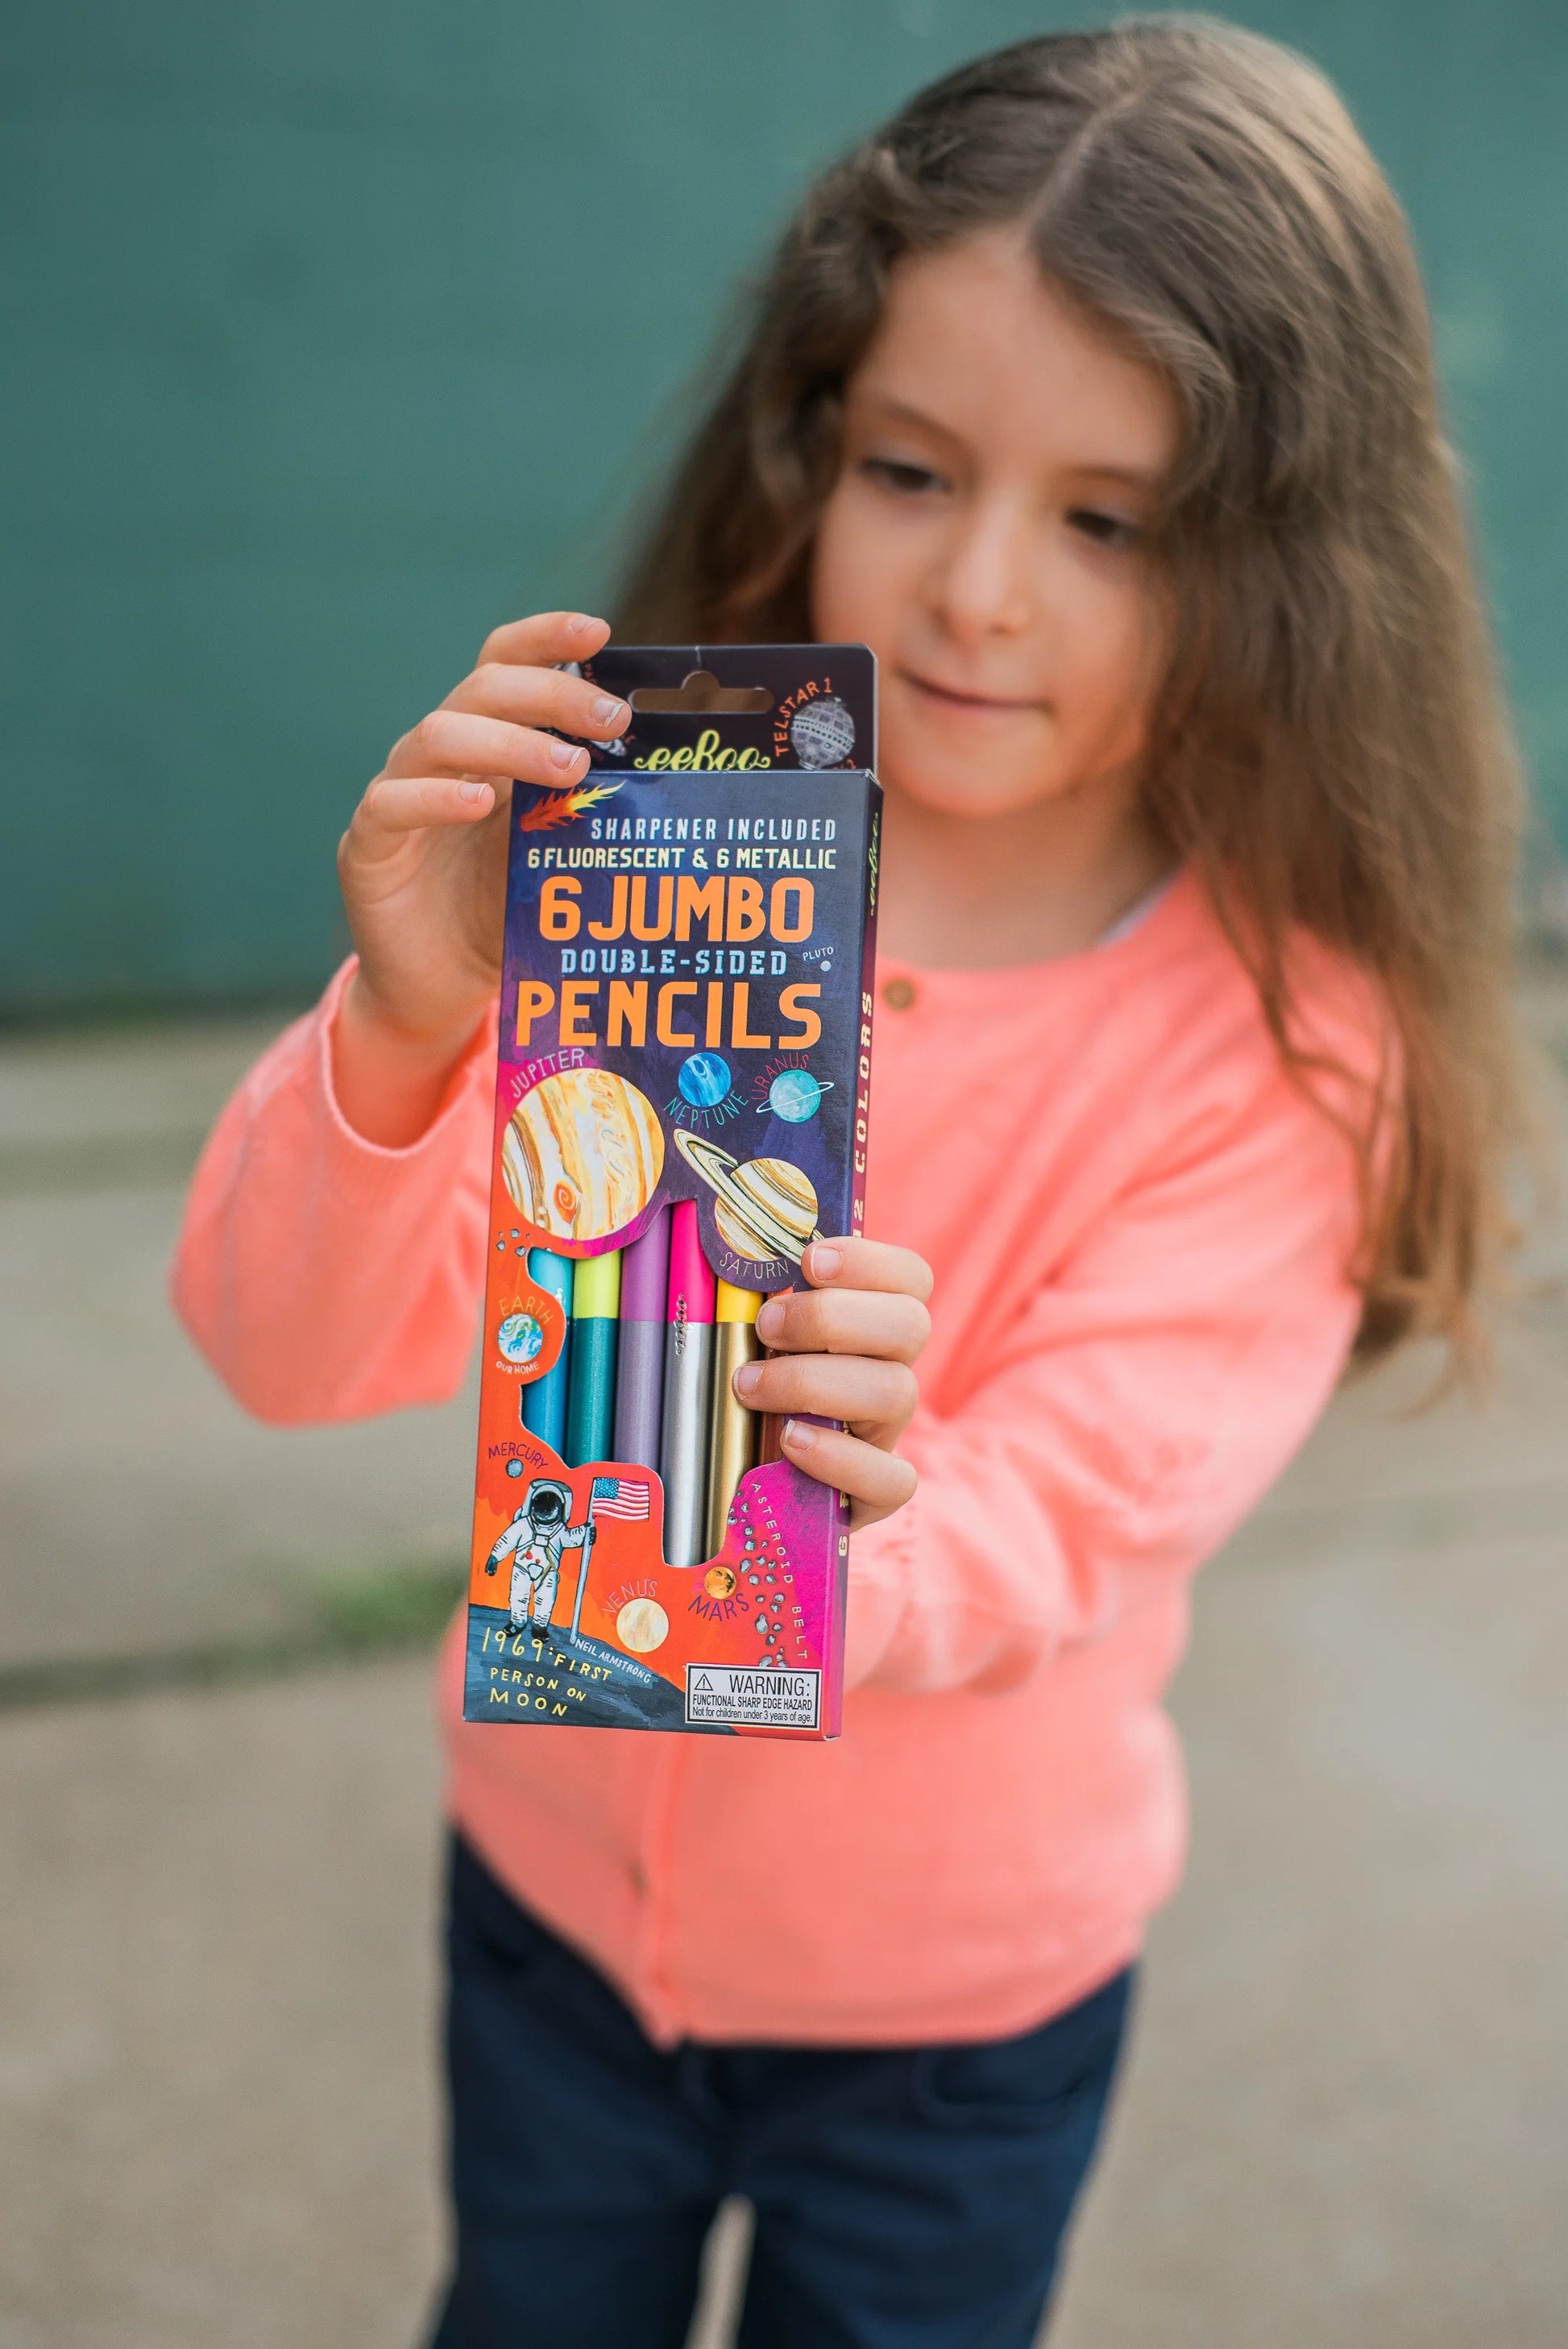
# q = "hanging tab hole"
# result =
<box><xmin>629</xmin><ymin>670</ymin><xmax>774</xmax><ymax>715</ymax></box>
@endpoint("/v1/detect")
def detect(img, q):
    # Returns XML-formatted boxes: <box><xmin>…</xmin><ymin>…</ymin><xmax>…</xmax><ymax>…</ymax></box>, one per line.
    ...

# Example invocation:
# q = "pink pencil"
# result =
<box><xmin>658</xmin><ymin>1201</ymin><xmax>716</xmax><ymax>1566</ymax></box>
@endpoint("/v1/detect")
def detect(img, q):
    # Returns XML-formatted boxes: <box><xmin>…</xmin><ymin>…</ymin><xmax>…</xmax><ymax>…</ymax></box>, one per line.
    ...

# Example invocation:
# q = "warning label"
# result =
<box><xmin>685</xmin><ymin>1664</ymin><xmax>821</xmax><ymax>1730</ymax></box>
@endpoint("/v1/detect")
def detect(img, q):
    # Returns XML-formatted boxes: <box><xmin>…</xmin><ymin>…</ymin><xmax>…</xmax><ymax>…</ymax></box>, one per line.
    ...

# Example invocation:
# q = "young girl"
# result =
<box><xmin>174</xmin><ymin>21</ymin><xmax>1523</xmax><ymax>2347</ymax></box>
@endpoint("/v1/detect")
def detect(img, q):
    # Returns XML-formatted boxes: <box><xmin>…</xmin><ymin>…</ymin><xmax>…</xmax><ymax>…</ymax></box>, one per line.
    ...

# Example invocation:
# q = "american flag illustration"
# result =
<box><xmin>590</xmin><ymin>1476</ymin><xmax>651</xmax><ymax>1521</ymax></box>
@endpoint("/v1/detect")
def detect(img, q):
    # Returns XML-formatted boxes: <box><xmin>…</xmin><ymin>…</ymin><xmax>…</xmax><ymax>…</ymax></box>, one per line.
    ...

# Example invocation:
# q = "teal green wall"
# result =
<box><xmin>5</xmin><ymin>2</ymin><xmax>1565</xmax><ymax>1013</ymax></box>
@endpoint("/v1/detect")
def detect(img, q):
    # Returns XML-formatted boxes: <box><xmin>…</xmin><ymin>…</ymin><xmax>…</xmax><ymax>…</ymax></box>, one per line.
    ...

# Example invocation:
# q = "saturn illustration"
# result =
<box><xmin>671</xmin><ymin>1130</ymin><xmax>821</xmax><ymax>1264</ymax></box>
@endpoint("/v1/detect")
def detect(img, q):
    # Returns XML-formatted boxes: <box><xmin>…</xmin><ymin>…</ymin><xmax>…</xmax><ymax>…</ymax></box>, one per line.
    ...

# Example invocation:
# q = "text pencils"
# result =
<box><xmin>566</xmin><ymin>1249</ymin><xmax>620</xmax><ymax>1467</ymax></box>
<box><xmin>613</xmin><ymin>1207</ymin><xmax>670</xmax><ymax>1471</ymax></box>
<box><xmin>521</xmin><ymin>1249</ymin><xmax>574</xmax><ymax>1452</ymax></box>
<box><xmin>659</xmin><ymin>1201</ymin><xmax>715</xmax><ymax>1567</ymax></box>
<box><xmin>706</xmin><ymin>1283</ymin><xmax>761</xmax><ymax>1555</ymax></box>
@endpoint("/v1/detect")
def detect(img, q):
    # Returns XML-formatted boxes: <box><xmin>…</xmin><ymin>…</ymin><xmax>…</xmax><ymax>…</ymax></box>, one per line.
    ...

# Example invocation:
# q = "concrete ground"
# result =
<box><xmin>0</xmin><ymin>1019</ymin><xmax>478</xmax><ymax>1676</ymax></box>
<box><xmin>1</xmin><ymin>991</ymin><xmax>1566</xmax><ymax>2347</ymax></box>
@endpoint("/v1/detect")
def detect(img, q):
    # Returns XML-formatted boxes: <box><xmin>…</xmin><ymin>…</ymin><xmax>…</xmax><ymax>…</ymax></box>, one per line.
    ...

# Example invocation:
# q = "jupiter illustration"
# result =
<box><xmin>502</xmin><ymin>1067</ymin><xmax>664</xmax><ymax>1240</ymax></box>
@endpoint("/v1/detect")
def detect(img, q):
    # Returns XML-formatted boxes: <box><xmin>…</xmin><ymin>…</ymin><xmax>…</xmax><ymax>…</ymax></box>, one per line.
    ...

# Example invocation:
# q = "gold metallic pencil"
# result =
<box><xmin>705</xmin><ymin>1282</ymin><xmax>761</xmax><ymax>1555</ymax></box>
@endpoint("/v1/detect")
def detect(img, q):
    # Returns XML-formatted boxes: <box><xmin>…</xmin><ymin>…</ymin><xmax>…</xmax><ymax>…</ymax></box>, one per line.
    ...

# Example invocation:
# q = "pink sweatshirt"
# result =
<box><xmin>173</xmin><ymin>870</ymin><xmax>1375</xmax><ymax>2047</ymax></box>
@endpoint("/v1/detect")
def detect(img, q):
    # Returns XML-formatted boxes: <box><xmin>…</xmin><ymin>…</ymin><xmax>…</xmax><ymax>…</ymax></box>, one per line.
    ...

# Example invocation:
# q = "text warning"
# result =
<box><xmin>685</xmin><ymin>1664</ymin><xmax>821</xmax><ymax>1730</ymax></box>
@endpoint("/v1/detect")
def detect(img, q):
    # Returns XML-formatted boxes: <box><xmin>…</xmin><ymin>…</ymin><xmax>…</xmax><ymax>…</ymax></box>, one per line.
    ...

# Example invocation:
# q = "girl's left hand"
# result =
<box><xmin>733</xmin><ymin>1239</ymin><xmax>932</xmax><ymax>1529</ymax></box>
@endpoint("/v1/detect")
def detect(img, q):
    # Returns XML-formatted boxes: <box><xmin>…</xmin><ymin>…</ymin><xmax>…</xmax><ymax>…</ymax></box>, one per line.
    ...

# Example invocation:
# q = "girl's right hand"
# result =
<box><xmin>332</xmin><ymin>611</ymin><xmax>629</xmax><ymax>1144</ymax></box>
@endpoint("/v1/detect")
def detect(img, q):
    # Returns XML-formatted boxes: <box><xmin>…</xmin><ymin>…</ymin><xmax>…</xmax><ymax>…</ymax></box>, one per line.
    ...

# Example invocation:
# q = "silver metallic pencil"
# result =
<box><xmin>659</xmin><ymin>1314</ymin><xmax>712</xmax><ymax>1567</ymax></box>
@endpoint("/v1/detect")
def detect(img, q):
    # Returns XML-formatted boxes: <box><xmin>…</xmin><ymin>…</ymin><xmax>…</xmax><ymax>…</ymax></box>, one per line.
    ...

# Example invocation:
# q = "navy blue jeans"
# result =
<box><xmin>429</xmin><ymin>1834</ymin><xmax>1131</xmax><ymax>2349</ymax></box>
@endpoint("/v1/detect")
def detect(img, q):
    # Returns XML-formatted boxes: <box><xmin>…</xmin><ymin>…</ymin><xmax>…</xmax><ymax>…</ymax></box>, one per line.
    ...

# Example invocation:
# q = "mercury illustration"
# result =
<box><xmin>672</xmin><ymin>1130</ymin><xmax>820</xmax><ymax>1264</ymax></box>
<box><xmin>502</xmin><ymin>1066</ymin><xmax>663</xmax><ymax>1240</ymax></box>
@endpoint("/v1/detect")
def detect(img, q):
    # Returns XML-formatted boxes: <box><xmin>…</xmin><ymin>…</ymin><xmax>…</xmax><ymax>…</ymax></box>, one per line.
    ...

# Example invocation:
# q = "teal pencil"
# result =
<box><xmin>566</xmin><ymin>1250</ymin><xmax>621</xmax><ymax>1467</ymax></box>
<box><xmin>522</xmin><ymin>1249</ymin><xmax>574</xmax><ymax>1455</ymax></box>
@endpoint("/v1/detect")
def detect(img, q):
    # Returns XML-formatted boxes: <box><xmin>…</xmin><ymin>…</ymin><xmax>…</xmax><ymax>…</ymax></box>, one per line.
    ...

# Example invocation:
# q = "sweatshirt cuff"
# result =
<box><xmin>314</xmin><ymin>957</ymin><xmax>498</xmax><ymax>1166</ymax></box>
<box><xmin>844</xmin><ymin>1500</ymin><xmax>919</xmax><ymax>1690</ymax></box>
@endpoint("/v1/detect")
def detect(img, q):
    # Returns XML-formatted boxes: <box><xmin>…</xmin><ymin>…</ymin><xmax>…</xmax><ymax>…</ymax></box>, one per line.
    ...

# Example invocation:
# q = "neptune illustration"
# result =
<box><xmin>678</xmin><ymin>1052</ymin><xmax>732</xmax><ymax>1108</ymax></box>
<box><xmin>668</xmin><ymin>1050</ymin><xmax>745</xmax><ymax>1130</ymax></box>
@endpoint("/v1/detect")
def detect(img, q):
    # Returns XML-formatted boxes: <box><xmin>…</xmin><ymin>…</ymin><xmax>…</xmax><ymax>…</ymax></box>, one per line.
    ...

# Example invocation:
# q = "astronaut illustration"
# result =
<box><xmin>484</xmin><ymin>1477</ymin><xmax>594</xmax><ymax>1638</ymax></box>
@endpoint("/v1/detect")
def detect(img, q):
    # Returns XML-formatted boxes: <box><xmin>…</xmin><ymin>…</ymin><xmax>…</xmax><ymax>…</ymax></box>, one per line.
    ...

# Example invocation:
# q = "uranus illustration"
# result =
<box><xmin>763</xmin><ymin>1068</ymin><xmax>830</xmax><ymax>1124</ymax></box>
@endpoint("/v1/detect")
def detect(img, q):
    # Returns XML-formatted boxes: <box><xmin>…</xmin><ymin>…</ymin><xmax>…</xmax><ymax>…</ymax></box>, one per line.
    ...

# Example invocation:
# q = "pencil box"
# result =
<box><xmin>463</xmin><ymin>644</ymin><xmax>880</xmax><ymax>1739</ymax></box>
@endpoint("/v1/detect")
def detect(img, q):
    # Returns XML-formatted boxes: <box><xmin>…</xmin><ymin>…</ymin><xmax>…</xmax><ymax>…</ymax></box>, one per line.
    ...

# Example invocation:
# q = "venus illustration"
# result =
<box><xmin>616</xmin><ymin>1598</ymin><xmax>669</xmax><ymax>1653</ymax></box>
<box><xmin>502</xmin><ymin>1066</ymin><xmax>664</xmax><ymax>1240</ymax></box>
<box><xmin>672</xmin><ymin>1130</ymin><xmax>820</xmax><ymax>1265</ymax></box>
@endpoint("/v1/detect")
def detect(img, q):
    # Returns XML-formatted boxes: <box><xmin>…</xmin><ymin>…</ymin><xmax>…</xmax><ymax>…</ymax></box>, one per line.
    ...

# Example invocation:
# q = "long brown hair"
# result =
<box><xmin>615</xmin><ymin>16</ymin><xmax>1527</xmax><ymax>1366</ymax></box>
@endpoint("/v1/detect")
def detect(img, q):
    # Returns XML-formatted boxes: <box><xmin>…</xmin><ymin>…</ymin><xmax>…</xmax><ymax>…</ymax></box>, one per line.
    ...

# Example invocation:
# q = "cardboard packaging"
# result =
<box><xmin>463</xmin><ymin>645</ymin><xmax>880</xmax><ymax>1738</ymax></box>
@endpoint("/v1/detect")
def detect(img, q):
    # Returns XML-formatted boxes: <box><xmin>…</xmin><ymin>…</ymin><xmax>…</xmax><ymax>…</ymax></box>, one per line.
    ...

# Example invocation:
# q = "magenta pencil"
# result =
<box><xmin>659</xmin><ymin>1201</ymin><xmax>716</xmax><ymax>1566</ymax></box>
<box><xmin>613</xmin><ymin>1206</ymin><xmax>670</xmax><ymax>1471</ymax></box>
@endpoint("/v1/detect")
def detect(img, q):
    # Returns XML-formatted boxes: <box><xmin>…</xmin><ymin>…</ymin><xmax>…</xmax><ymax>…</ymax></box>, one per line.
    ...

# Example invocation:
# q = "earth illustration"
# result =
<box><xmin>496</xmin><ymin>1311</ymin><xmax>544</xmax><ymax>1365</ymax></box>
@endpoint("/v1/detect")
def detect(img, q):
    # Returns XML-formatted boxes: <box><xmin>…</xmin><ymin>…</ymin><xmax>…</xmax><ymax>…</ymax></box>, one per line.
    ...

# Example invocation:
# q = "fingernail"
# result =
<box><xmin>755</xmin><ymin>1299</ymin><xmax>784</xmax><ymax>1343</ymax></box>
<box><xmin>590</xmin><ymin>695</ymin><xmax>628</xmax><ymax>730</ymax></box>
<box><xmin>550</xmin><ymin>739</ymin><xmax>584</xmax><ymax>769</ymax></box>
<box><xmin>458</xmin><ymin>780</ymin><xmax>492</xmax><ymax>803</ymax></box>
<box><xmin>782</xmin><ymin>1417</ymin><xmax>816</xmax><ymax>1451</ymax></box>
<box><xmin>734</xmin><ymin>1361</ymin><xmax>762</xmax><ymax>1401</ymax></box>
<box><xmin>567</xmin><ymin>613</ymin><xmax>595</xmax><ymax>635</ymax></box>
<box><xmin>808</xmin><ymin>1245</ymin><xmax>841</xmax><ymax>1281</ymax></box>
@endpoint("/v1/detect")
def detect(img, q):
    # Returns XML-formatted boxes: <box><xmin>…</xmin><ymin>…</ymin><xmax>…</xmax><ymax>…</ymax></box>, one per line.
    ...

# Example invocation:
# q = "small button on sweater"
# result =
<box><xmin>172</xmin><ymin>870</ymin><xmax>1378</xmax><ymax>2046</ymax></box>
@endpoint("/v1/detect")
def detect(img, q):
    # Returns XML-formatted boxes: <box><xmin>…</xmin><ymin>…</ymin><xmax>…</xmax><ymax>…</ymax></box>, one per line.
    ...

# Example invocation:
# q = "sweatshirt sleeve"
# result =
<box><xmin>170</xmin><ymin>959</ymin><xmax>497</xmax><ymax>1426</ymax></box>
<box><xmin>844</xmin><ymin>1047</ymin><xmax>1367</xmax><ymax>1695</ymax></box>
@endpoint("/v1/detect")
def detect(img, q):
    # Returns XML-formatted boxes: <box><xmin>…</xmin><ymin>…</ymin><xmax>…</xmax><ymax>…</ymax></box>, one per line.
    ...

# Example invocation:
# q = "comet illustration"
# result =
<box><xmin>516</xmin><ymin>779</ymin><xmax>623</xmax><ymax>832</ymax></box>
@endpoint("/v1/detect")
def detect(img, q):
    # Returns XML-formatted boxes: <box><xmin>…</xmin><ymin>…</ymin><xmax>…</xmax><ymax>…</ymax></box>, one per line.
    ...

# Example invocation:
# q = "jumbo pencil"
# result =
<box><xmin>757</xmin><ymin>1287</ymin><xmax>787</xmax><ymax>1466</ymax></box>
<box><xmin>521</xmin><ymin>1248</ymin><xmax>573</xmax><ymax>1455</ymax></box>
<box><xmin>705</xmin><ymin>1281</ymin><xmax>761</xmax><ymax>1555</ymax></box>
<box><xmin>659</xmin><ymin>1201</ymin><xmax>715</xmax><ymax>1567</ymax></box>
<box><xmin>566</xmin><ymin>1248</ymin><xmax>620</xmax><ymax>1467</ymax></box>
<box><xmin>612</xmin><ymin>1206</ymin><xmax>670</xmax><ymax>1471</ymax></box>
